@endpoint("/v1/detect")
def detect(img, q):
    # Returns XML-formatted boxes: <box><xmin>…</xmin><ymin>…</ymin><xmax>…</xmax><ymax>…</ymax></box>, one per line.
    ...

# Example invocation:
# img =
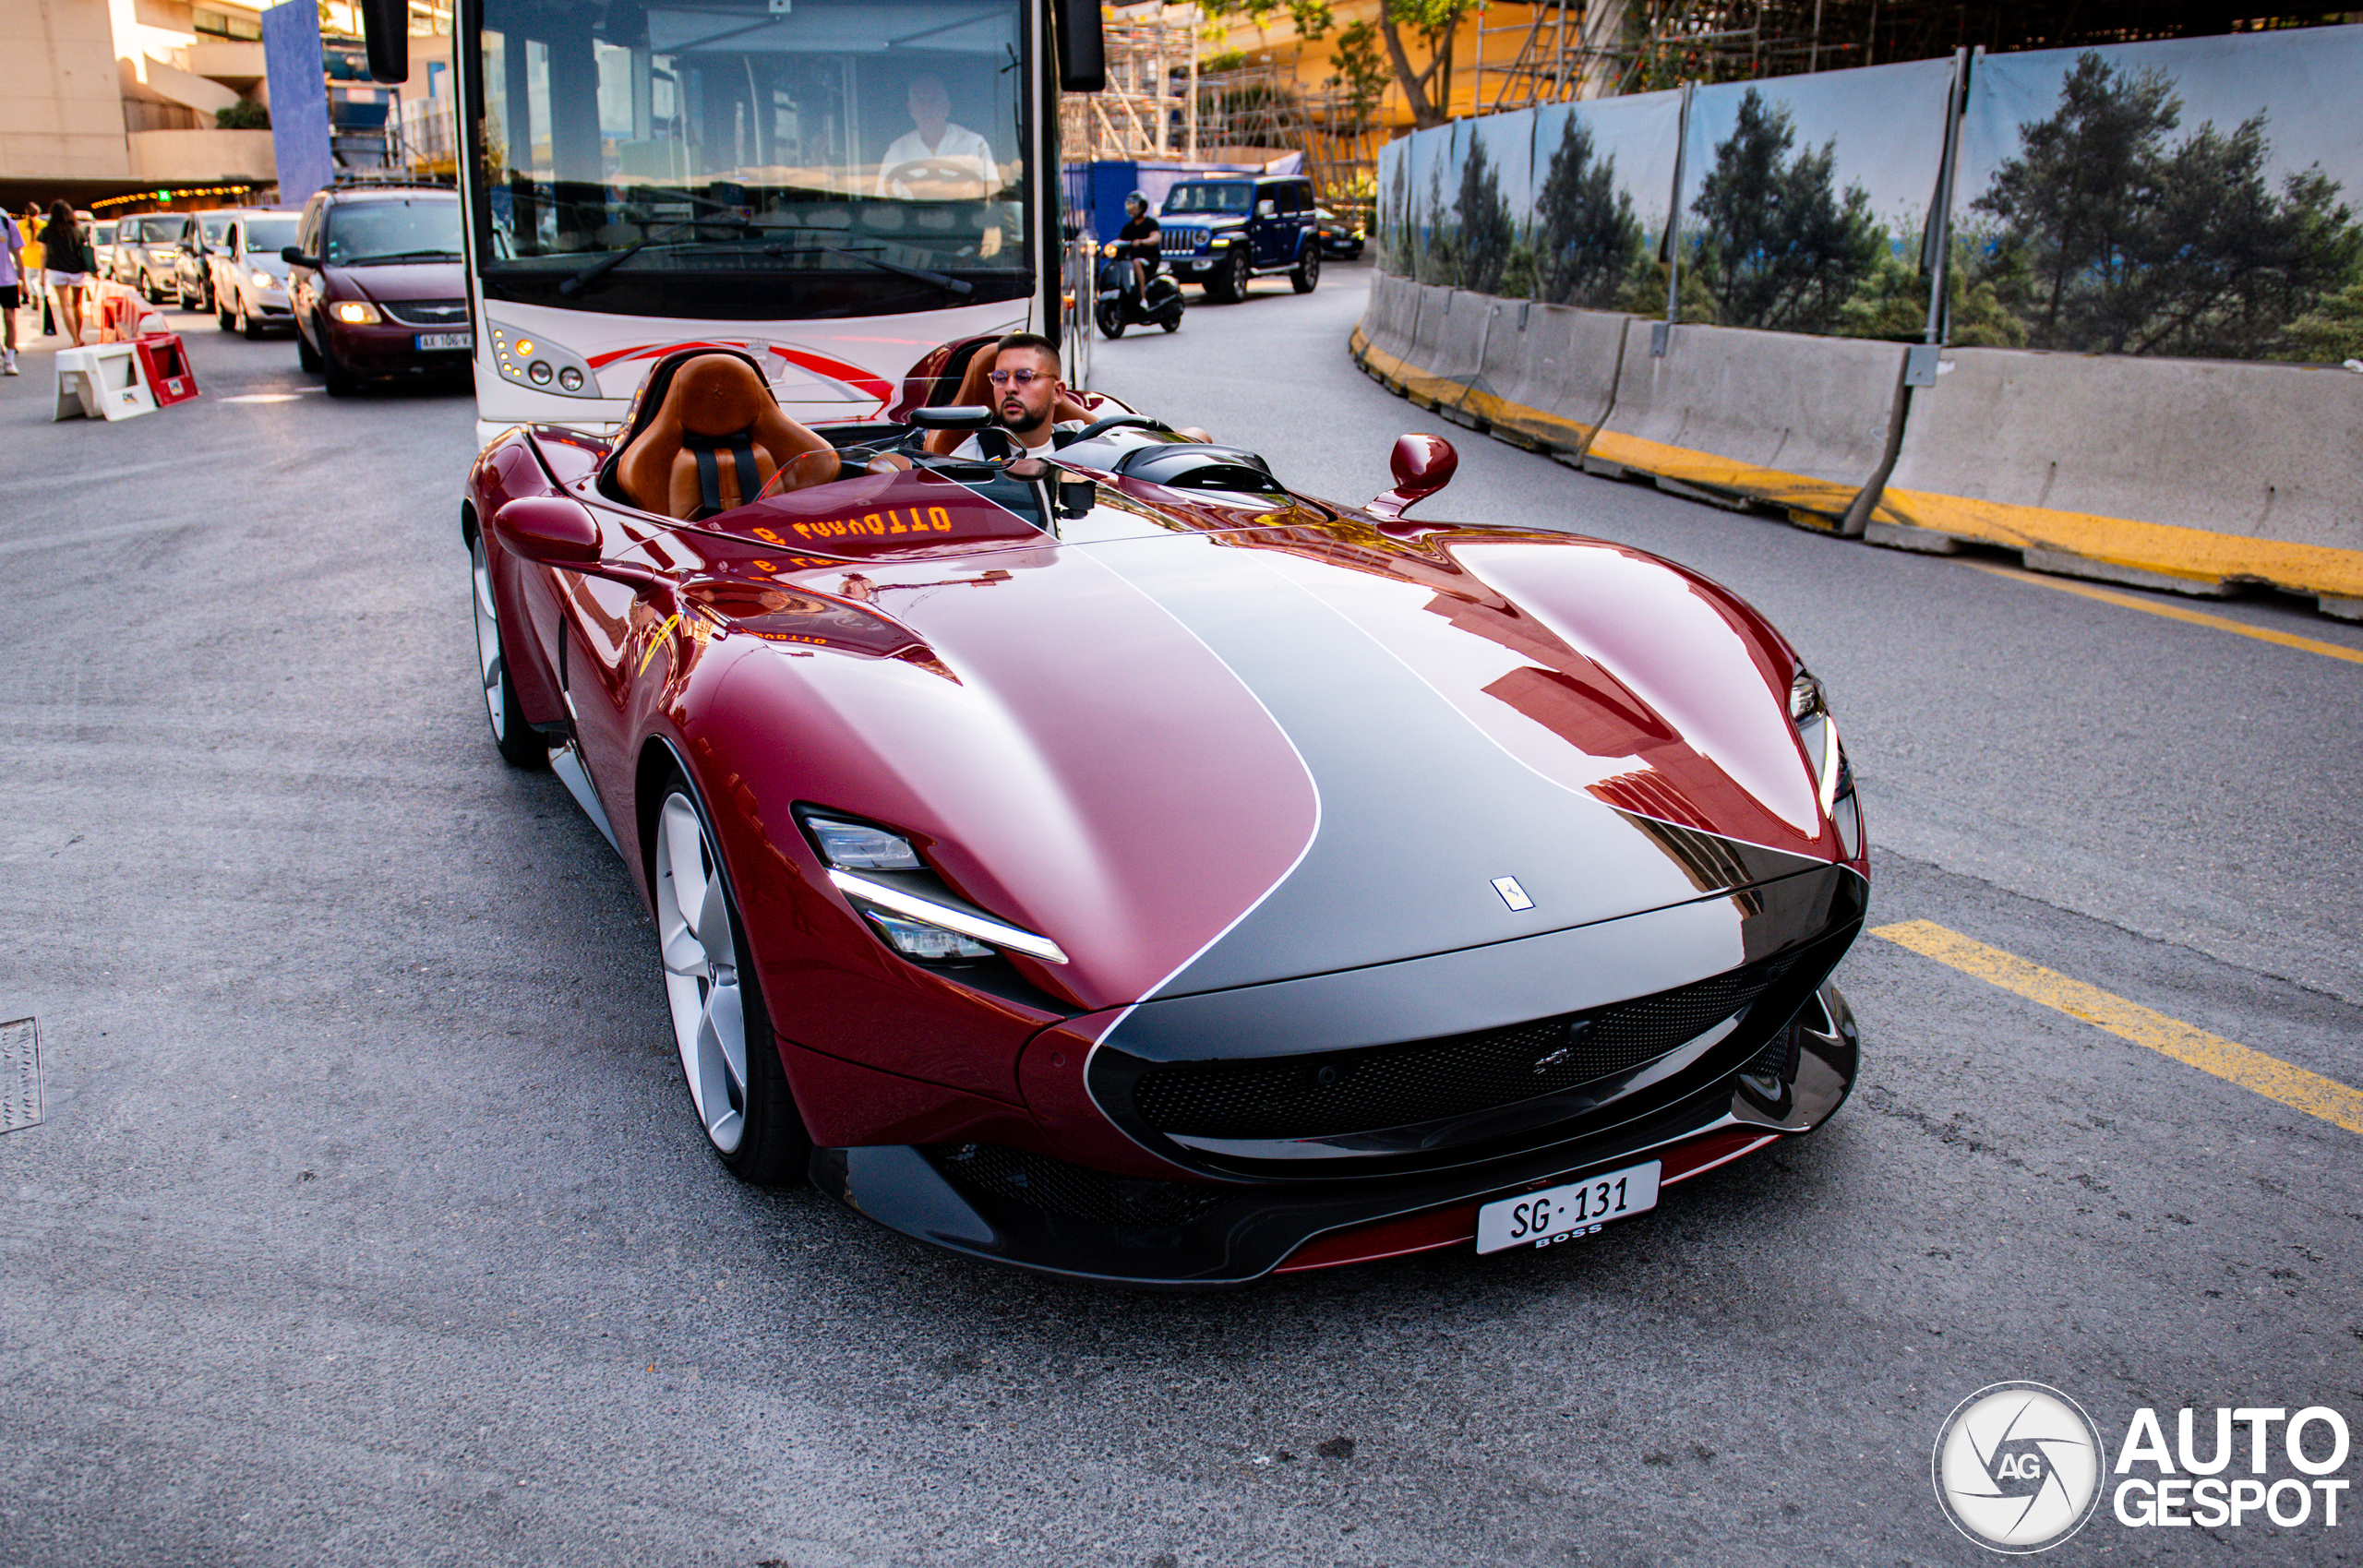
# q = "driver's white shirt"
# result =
<box><xmin>876</xmin><ymin>124</ymin><xmax>1000</xmax><ymax>197</ymax></box>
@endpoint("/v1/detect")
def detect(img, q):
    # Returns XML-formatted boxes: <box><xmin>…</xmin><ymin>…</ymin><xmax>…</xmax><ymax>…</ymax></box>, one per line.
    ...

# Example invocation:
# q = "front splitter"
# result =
<box><xmin>810</xmin><ymin>985</ymin><xmax>1858</xmax><ymax>1287</ymax></box>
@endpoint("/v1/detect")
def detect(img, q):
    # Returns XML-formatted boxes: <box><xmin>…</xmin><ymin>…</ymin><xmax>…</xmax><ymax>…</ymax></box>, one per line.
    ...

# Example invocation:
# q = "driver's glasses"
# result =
<box><xmin>986</xmin><ymin>369</ymin><xmax>1044</xmax><ymax>386</ymax></box>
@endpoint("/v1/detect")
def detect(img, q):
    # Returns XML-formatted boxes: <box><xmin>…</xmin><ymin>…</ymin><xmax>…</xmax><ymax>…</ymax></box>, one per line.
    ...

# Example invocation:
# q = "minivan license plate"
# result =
<box><xmin>416</xmin><ymin>331</ymin><xmax>473</xmax><ymax>351</ymax></box>
<box><xmin>1475</xmin><ymin>1160</ymin><xmax>1661</xmax><ymax>1253</ymax></box>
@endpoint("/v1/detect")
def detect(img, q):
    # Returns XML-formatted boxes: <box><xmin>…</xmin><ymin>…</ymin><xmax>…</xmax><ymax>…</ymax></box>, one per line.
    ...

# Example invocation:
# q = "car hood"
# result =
<box><xmin>333</xmin><ymin>260</ymin><xmax>465</xmax><ymax>301</ymax></box>
<box><xmin>647</xmin><ymin>467</ymin><xmax>1843</xmax><ymax>1012</ymax></box>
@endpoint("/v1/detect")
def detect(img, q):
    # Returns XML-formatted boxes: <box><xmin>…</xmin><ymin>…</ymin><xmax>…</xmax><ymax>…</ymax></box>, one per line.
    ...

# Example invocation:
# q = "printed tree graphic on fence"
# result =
<box><xmin>1971</xmin><ymin>53</ymin><xmax>2360</xmax><ymax>358</ymax></box>
<box><xmin>1452</xmin><ymin>134</ymin><xmax>1517</xmax><ymax>295</ymax></box>
<box><xmin>1688</xmin><ymin>88</ymin><xmax>1882</xmax><ymax>333</ymax></box>
<box><xmin>1533</xmin><ymin>116</ymin><xmax>1643</xmax><ymax>309</ymax></box>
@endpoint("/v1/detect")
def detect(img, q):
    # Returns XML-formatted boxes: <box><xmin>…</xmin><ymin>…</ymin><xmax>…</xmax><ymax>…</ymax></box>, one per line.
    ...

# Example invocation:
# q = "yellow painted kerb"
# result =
<box><xmin>1876</xmin><ymin>486</ymin><xmax>2363</xmax><ymax>600</ymax></box>
<box><xmin>1872</xmin><ymin>919</ymin><xmax>2363</xmax><ymax>1135</ymax></box>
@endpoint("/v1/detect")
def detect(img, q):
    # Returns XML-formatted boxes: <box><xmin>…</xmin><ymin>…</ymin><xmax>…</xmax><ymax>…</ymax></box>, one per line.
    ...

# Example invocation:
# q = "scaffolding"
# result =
<box><xmin>1472</xmin><ymin>0</ymin><xmax>2363</xmax><ymax>111</ymax></box>
<box><xmin>1060</xmin><ymin>11</ymin><xmax>1200</xmax><ymax>162</ymax></box>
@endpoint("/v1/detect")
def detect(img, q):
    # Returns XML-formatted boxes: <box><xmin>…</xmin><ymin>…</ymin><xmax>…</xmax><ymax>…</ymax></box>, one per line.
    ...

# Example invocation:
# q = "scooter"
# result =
<box><xmin>1096</xmin><ymin>245</ymin><xmax>1185</xmax><ymax>338</ymax></box>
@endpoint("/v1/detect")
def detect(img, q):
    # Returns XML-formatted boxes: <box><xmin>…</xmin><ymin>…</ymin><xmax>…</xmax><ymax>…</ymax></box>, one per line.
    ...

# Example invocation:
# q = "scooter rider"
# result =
<box><xmin>1115</xmin><ymin>191</ymin><xmax>1160</xmax><ymax>298</ymax></box>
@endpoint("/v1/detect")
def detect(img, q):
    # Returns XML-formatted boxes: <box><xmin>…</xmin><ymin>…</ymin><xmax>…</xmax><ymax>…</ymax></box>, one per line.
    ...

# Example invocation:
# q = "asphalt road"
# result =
<box><xmin>2</xmin><ymin>272</ymin><xmax>2358</xmax><ymax>1568</ymax></box>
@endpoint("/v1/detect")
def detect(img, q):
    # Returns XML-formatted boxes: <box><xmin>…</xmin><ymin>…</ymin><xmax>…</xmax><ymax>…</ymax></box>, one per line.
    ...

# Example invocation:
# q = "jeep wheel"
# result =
<box><xmin>1209</xmin><ymin>246</ymin><xmax>1250</xmax><ymax>304</ymax></box>
<box><xmin>1291</xmin><ymin>245</ymin><xmax>1320</xmax><ymax>294</ymax></box>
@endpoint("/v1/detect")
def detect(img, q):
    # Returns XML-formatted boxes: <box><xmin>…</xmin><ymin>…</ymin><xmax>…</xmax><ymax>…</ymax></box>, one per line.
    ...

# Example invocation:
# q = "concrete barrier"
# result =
<box><xmin>1353</xmin><ymin>271</ymin><xmax>1426</xmax><ymax>396</ymax></box>
<box><xmin>1582</xmin><ymin>321</ymin><xmax>1909</xmax><ymax>526</ymax></box>
<box><xmin>1385</xmin><ymin>284</ymin><xmax>1472</xmax><ymax>412</ymax></box>
<box><xmin>1458</xmin><ymin>302</ymin><xmax>1629</xmax><ymax>458</ymax></box>
<box><xmin>1870</xmin><ymin>349</ymin><xmax>2363</xmax><ymax>614</ymax></box>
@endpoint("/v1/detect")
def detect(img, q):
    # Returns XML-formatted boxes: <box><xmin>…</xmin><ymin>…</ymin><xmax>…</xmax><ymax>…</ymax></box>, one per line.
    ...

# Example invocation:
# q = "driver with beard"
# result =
<box><xmin>922</xmin><ymin>331</ymin><xmax>1211</xmax><ymax>461</ymax></box>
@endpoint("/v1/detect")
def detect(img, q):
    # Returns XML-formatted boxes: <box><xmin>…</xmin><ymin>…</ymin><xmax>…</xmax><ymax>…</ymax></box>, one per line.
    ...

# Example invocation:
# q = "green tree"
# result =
<box><xmin>1383</xmin><ymin>150</ymin><xmax>1416</xmax><ymax>273</ymax></box>
<box><xmin>1418</xmin><ymin>162</ymin><xmax>1455</xmax><ymax>284</ymax></box>
<box><xmin>1689</xmin><ymin>88</ymin><xmax>1882</xmax><ymax>332</ymax></box>
<box><xmin>1834</xmin><ymin>236</ymin><xmax>2027</xmax><ymax>348</ymax></box>
<box><xmin>1378</xmin><ymin>0</ymin><xmax>1481</xmax><ymax>131</ymax></box>
<box><xmin>1973</xmin><ymin>53</ymin><xmax>2361</xmax><ymax>357</ymax></box>
<box><xmin>2276</xmin><ymin>277</ymin><xmax>2363</xmax><ymax>363</ymax></box>
<box><xmin>1532</xmin><ymin>115</ymin><xmax>1641</xmax><ymax>308</ymax></box>
<box><xmin>1325</xmin><ymin>19</ymin><xmax>1390</xmax><ymax>137</ymax></box>
<box><xmin>1452</xmin><ymin>135</ymin><xmax>1515</xmax><ymax>293</ymax></box>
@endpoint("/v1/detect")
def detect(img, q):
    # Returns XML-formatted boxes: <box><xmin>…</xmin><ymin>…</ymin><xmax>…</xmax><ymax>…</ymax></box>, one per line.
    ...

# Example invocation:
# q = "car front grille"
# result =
<box><xmin>1130</xmin><ymin>953</ymin><xmax>1805</xmax><ymax>1143</ymax></box>
<box><xmin>937</xmin><ymin>1143</ymin><xmax>1235</xmax><ymax>1228</ymax></box>
<box><xmin>378</xmin><ymin>298</ymin><xmax>469</xmax><ymax>328</ymax></box>
<box><xmin>1161</xmin><ymin>227</ymin><xmax>1208</xmax><ymax>253</ymax></box>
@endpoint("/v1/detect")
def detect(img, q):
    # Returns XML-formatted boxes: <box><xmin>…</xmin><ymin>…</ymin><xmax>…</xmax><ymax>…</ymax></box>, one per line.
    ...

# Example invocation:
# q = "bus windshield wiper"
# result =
<box><xmin>766</xmin><ymin>244</ymin><xmax>975</xmax><ymax>298</ymax></box>
<box><xmin>559</xmin><ymin>220</ymin><xmax>758</xmax><ymax>295</ymax></box>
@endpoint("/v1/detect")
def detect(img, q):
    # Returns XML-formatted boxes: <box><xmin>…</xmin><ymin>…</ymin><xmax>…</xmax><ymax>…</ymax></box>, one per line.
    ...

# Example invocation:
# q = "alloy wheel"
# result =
<box><xmin>470</xmin><ymin>533</ymin><xmax>507</xmax><ymax>741</ymax></box>
<box><xmin>654</xmin><ymin>793</ymin><xmax>750</xmax><ymax>1155</ymax></box>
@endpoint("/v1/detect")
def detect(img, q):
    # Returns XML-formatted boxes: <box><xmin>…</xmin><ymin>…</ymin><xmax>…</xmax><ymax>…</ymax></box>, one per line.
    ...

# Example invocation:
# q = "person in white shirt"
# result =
<box><xmin>876</xmin><ymin>76</ymin><xmax>1000</xmax><ymax>199</ymax></box>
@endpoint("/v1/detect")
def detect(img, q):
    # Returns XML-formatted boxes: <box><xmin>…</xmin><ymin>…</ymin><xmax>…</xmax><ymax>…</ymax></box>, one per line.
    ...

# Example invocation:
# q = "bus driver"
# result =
<box><xmin>876</xmin><ymin>75</ymin><xmax>1000</xmax><ymax>200</ymax></box>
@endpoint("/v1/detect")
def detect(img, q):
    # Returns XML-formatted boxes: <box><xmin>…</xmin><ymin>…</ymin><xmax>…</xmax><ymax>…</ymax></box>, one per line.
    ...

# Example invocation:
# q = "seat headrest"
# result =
<box><xmin>597</xmin><ymin>347</ymin><xmax>775</xmax><ymax>503</ymax></box>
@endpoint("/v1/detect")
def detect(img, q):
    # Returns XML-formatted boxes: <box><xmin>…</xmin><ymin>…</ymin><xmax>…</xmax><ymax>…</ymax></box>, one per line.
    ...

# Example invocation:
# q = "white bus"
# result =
<box><xmin>354</xmin><ymin>0</ymin><xmax>1101</xmax><ymax>443</ymax></box>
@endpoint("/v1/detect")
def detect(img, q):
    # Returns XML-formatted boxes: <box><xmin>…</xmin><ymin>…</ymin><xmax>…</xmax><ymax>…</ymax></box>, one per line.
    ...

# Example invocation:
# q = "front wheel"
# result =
<box><xmin>652</xmin><ymin>774</ymin><xmax>812</xmax><ymax>1184</ymax></box>
<box><xmin>1096</xmin><ymin>302</ymin><xmax>1126</xmax><ymax>340</ymax></box>
<box><xmin>1291</xmin><ymin>245</ymin><xmax>1321</xmax><ymax>294</ymax></box>
<box><xmin>470</xmin><ymin>529</ymin><xmax>549</xmax><ymax>770</ymax></box>
<box><xmin>218</xmin><ymin>293</ymin><xmax>236</xmax><ymax>330</ymax></box>
<box><xmin>1208</xmin><ymin>246</ymin><xmax>1249</xmax><ymax>304</ymax></box>
<box><xmin>296</xmin><ymin>322</ymin><xmax>321</xmax><ymax>372</ymax></box>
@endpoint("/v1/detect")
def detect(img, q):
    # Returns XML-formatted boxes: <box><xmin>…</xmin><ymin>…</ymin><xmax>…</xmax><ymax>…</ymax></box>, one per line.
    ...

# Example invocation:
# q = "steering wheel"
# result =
<box><xmin>1073</xmin><ymin>413</ymin><xmax>1173</xmax><ymax>441</ymax></box>
<box><xmin>880</xmin><ymin>159</ymin><xmax>993</xmax><ymax>199</ymax></box>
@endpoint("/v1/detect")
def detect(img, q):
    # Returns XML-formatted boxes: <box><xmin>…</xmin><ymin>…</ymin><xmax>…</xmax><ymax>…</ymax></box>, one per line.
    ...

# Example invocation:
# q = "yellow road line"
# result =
<box><xmin>1963</xmin><ymin>561</ymin><xmax>2363</xmax><ymax>667</ymax></box>
<box><xmin>1870</xmin><ymin>919</ymin><xmax>2363</xmax><ymax>1136</ymax></box>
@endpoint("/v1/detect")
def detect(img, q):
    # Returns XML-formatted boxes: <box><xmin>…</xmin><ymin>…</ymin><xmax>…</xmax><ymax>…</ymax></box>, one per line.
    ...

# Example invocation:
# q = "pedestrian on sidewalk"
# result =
<box><xmin>40</xmin><ymin>200</ymin><xmax>92</xmax><ymax>347</ymax></box>
<box><xmin>17</xmin><ymin>207</ymin><xmax>49</xmax><ymax>339</ymax></box>
<box><xmin>0</xmin><ymin>212</ymin><xmax>21</xmax><ymax>374</ymax></box>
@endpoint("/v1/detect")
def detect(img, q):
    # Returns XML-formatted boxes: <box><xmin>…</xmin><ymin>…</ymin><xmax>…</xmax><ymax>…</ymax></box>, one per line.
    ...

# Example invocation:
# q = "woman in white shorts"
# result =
<box><xmin>40</xmin><ymin>200</ymin><xmax>92</xmax><ymax>346</ymax></box>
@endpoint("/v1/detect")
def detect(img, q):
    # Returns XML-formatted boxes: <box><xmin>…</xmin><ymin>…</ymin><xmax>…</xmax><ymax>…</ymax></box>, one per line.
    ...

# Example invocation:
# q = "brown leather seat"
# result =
<box><xmin>608</xmin><ymin>352</ymin><xmax>841</xmax><ymax>520</ymax></box>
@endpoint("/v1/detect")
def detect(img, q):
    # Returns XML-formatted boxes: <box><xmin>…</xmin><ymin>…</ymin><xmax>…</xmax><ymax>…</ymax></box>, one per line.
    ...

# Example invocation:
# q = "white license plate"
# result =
<box><xmin>1476</xmin><ymin>1160</ymin><xmax>1661</xmax><ymax>1254</ymax></box>
<box><xmin>415</xmin><ymin>331</ymin><xmax>473</xmax><ymax>351</ymax></box>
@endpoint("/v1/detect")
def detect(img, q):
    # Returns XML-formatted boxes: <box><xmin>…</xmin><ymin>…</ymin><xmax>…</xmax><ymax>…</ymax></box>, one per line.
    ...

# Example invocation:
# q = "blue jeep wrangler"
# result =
<box><xmin>1157</xmin><ymin>175</ymin><xmax>1322</xmax><ymax>302</ymax></box>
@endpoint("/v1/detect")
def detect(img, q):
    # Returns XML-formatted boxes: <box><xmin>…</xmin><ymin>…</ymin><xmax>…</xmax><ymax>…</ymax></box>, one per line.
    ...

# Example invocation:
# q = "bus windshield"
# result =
<box><xmin>474</xmin><ymin>0</ymin><xmax>1031</xmax><ymax>320</ymax></box>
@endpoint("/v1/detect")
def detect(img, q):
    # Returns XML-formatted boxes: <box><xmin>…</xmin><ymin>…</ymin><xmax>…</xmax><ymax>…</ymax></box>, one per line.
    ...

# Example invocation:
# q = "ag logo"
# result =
<box><xmin>1932</xmin><ymin>1382</ymin><xmax>2106</xmax><ymax>1553</ymax></box>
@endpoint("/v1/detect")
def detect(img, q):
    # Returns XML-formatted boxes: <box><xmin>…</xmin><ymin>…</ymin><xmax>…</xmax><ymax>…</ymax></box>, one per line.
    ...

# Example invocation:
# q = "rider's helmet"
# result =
<box><xmin>1125</xmin><ymin>190</ymin><xmax>1148</xmax><ymax>214</ymax></box>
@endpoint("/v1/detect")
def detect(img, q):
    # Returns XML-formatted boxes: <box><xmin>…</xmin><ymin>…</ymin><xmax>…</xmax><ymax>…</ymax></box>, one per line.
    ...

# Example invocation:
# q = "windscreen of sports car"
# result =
<box><xmin>465</xmin><ymin>370</ymin><xmax>1866</xmax><ymax>1286</ymax></box>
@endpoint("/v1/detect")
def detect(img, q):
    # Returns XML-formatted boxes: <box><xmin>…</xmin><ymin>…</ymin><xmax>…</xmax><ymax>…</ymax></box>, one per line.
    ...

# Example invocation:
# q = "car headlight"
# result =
<box><xmin>332</xmin><ymin>300</ymin><xmax>381</xmax><ymax>324</ymax></box>
<box><xmin>251</xmin><ymin>269</ymin><xmax>274</xmax><ymax>289</ymax></box>
<box><xmin>1789</xmin><ymin>667</ymin><xmax>1854</xmax><ymax>826</ymax></box>
<box><xmin>801</xmin><ymin>812</ymin><xmax>1069</xmax><ymax>965</ymax></box>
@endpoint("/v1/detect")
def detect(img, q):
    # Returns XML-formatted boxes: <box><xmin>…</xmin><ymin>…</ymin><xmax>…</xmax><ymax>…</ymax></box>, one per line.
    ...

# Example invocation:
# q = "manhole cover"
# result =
<box><xmin>1</xmin><ymin>1018</ymin><xmax>40</xmax><ymax>1132</ymax></box>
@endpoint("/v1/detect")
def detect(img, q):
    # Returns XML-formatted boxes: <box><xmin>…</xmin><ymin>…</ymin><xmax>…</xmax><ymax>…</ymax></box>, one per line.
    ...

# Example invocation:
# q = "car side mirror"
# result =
<box><xmin>490</xmin><ymin>496</ymin><xmax>603</xmax><ymax>569</ymax></box>
<box><xmin>281</xmin><ymin>245</ymin><xmax>318</xmax><ymax>268</ymax></box>
<box><xmin>1366</xmin><ymin>433</ymin><xmax>1457</xmax><ymax>521</ymax></box>
<box><xmin>1256</xmin><ymin>199</ymin><xmax>1277</xmax><ymax>218</ymax></box>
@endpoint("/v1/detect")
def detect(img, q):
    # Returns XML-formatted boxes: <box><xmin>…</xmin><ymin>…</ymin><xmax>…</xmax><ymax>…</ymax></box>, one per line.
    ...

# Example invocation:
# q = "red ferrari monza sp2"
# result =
<box><xmin>462</xmin><ymin>347</ymin><xmax>1867</xmax><ymax>1286</ymax></box>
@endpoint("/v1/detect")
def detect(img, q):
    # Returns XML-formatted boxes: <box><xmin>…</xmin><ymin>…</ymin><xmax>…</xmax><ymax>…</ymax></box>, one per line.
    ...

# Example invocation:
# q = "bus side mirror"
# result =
<box><xmin>358</xmin><ymin>0</ymin><xmax>408</xmax><ymax>81</ymax></box>
<box><xmin>1055</xmin><ymin>0</ymin><xmax>1105</xmax><ymax>91</ymax></box>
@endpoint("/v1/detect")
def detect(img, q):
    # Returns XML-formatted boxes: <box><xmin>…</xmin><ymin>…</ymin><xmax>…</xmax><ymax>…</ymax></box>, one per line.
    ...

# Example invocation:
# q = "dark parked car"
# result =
<box><xmin>1157</xmin><ymin>175</ymin><xmax>1322</xmax><ymax>302</ymax></box>
<box><xmin>1313</xmin><ymin>205</ymin><xmax>1366</xmax><ymax>260</ymax></box>
<box><xmin>283</xmin><ymin>185</ymin><xmax>473</xmax><ymax>396</ymax></box>
<box><xmin>174</xmin><ymin>209</ymin><xmax>240</xmax><ymax>313</ymax></box>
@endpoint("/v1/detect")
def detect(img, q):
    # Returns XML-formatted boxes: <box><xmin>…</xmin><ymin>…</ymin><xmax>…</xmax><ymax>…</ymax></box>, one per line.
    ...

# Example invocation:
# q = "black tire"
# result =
<box><xmin>1096</xmin><ymin>303</ymin><xmax>1125</xmax><ymax>339</ymax></box>
<box><xmin>240</xmin><ymin>300</ymin><xmax>263</xmax><ymax>341</ymax></box>
<box><xmin>1291</xmin><ymin>245</ymin><xmax>1321</xmax><ymax>294</ymax></box>
<box><xmin>648</xmin><ymin>767</ymin><xmax>813</xmax><ymax>1186</ymax></box>
<box><xmin>1209</xmin><ymin>246</ymin><xmax>1250</xmax><ymax>303</ymax></box>
<box><xmin>1161</xmin><ymin>311</ymin><xmax>1182</xmax><ymax>333</ymax></box>
<box><xmin>218</xmin><ymin>293</ymin><xmax>235</xmax><ymax>330</ymax></box>
<box><xmin>296</xmin><ymin>321</ymin><xmax>321</xmax><ymax>371</ymax></box>
<box><xmin>468</xmin><ymin>529</ymin><xmax>549</xmax><ymax>770</ymax></box>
